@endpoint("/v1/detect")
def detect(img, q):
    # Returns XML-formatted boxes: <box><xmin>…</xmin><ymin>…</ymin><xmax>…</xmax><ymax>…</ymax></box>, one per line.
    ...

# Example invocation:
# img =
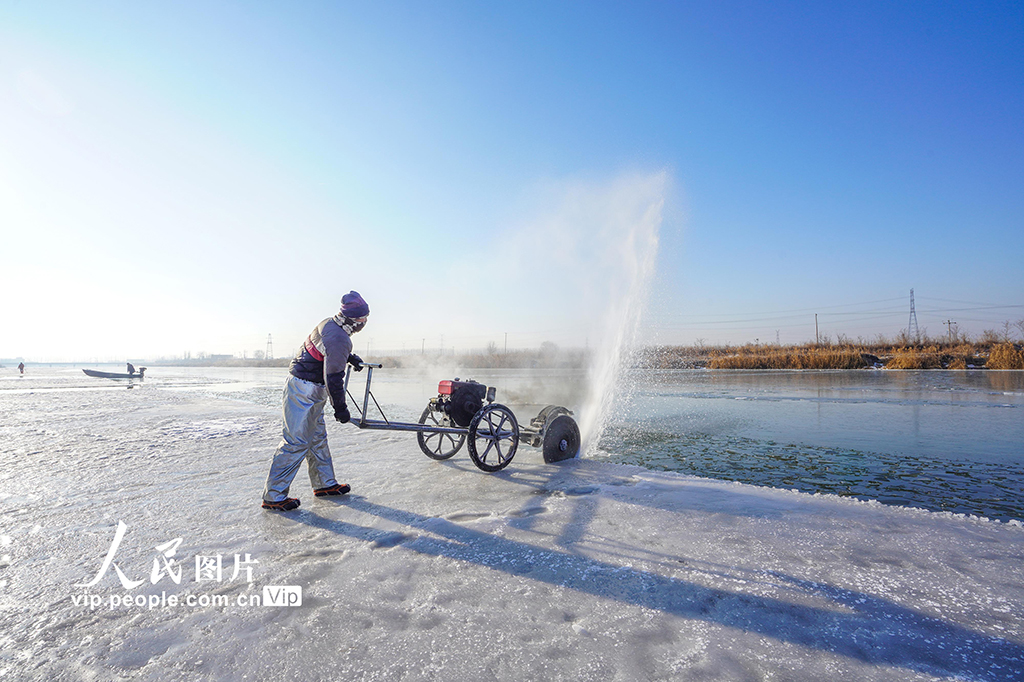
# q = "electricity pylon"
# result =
<box><xmin>908</xmin><ymin>289</ymin><xmax>920</xmax><ymax>343</ymax></box>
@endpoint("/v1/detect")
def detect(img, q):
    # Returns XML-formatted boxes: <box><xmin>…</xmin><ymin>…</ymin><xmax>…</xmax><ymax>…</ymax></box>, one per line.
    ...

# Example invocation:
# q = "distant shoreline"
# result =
<box><xmin>14</xmin><ymin>339</ymin><xmax>1022</xmax><ymax>371</ymax></box>
<box><xmin>651</xmin><ymin>340</ymin><xmax>1024</xmax><ymax>370</ymax></box>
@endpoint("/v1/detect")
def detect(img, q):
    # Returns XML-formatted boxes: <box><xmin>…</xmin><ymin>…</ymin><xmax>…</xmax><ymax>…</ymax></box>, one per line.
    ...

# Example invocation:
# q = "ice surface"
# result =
<box><xmin>1</xmin><ymin>367</ymin><xmax>1023</xmax><ymax>681</ymax></box>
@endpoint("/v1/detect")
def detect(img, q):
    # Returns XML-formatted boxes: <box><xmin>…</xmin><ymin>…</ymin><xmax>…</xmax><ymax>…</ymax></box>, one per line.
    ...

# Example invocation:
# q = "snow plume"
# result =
<box><xmin>574</xmin><ymin>176</ymin><xmax>663</xmax><ymax>455</ymax></box>
<box><xmin>505</xmin><ymin>171</ymin><xmax>666</xmax><ymax>456</ymax></box>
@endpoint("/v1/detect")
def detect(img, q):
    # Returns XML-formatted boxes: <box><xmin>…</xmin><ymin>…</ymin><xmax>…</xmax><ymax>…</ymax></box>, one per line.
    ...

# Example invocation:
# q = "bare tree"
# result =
<box><xmin>981</xmin><ymin>329</ymin><xmax>1002</xmax><ymax>345</ymax></box>
<box><xmin>1002</xmin><ymin>320</ymin><xmax>1014</xmax><ymax>343</ymax></box>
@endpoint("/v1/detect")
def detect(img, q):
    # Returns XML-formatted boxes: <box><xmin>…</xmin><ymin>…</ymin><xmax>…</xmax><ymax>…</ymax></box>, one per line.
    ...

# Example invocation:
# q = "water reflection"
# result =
<box><xmin>599</xmin><ymin>427</ymin><xmax>1024</xmax><ymax>521</ymax></box>
<box><xmin>986</xmin><ymin>371</ymin><xmax>1024</xmax><ymax>393</ymax></box>
<box><xmin>600</xmin><ymin>370</ymin><xmax>1024</xmax><ymax>522</ymax></box>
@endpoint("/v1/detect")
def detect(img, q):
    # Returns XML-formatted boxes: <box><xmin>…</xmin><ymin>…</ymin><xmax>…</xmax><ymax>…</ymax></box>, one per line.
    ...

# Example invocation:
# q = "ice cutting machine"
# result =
<box><xmin>343</xmin><ymin>362</ymin><xmax>581</xmax><ymax>472</ymax></box>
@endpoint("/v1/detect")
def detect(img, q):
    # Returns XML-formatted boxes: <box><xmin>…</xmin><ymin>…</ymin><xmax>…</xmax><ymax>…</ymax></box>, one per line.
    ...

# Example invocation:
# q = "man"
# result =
<box><xmin>127</xmin><ymin>362</ymin><xmax>136</xmax><ymax>375</ymax></box>
<box><xmin>261</xmin><ymin>291</ymin><xmax>369</xmax><ymax>511</ymax></box>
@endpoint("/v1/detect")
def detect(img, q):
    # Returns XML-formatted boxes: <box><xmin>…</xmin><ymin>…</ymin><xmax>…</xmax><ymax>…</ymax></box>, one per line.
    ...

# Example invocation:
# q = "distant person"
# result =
<box><xmin>261</xmin><ymin>291</ymin><xmax>369</xmax><ymax>511</ymax></box>
<box><xmin>127</xmin><ymin>363</ymin><xmax>136</xmax><ymax>375</ymax></box>
<box><xmin>18</xmin><ymin>362</ymin><xmax>24</xmax><ymax>375</ymax></box>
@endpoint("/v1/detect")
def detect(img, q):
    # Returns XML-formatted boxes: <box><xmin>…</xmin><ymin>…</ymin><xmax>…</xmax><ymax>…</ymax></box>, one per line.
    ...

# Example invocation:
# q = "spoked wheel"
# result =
<box><xmin>467</xmin><ymin>404</ymin><xmax>519</xmax><ymax>472</ymax></box>
<box><xmin>417</xmin><ymin>405</ymin><xmax>466</xmax><ymax>460</ymax></box>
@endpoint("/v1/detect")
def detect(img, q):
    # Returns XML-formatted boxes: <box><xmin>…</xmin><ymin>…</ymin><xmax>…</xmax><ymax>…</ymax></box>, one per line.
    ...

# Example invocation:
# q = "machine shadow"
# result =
<box><xmin>295</xmin><ymin>497</ymin><xmax>1023</xmax><ymax>682</ymax></box>
<box><xmin>477</xmin><ymin>456</ymin><xmax>816</xmax><ymax>521</ymax></box>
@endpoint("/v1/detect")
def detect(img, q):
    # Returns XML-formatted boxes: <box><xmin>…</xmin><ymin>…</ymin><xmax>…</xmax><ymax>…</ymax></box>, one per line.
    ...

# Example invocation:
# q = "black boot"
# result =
<box><xmin>262</xmin><ymin>497</ymin><xmax>300</xmax><ymax>511</ymax></box>
<box><xmin>314</xmin><ymin>484</ymin><xmax>351</xmax><ymax>497</ymax></box>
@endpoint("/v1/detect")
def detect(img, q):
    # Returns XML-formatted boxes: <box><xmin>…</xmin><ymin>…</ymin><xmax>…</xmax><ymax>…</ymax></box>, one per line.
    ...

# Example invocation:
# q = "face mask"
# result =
<box><xmin>344</xmin><ymin>317</ymin><xmax>367</xmax><ymax>334</ymax></box>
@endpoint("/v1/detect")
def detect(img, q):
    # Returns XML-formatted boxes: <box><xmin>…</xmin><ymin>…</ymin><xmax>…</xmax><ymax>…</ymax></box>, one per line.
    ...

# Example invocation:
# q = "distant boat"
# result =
<box><xmin>83</xmin><ymin>368</ymin><xmax>146</xmax><ymax>380</ymax></box>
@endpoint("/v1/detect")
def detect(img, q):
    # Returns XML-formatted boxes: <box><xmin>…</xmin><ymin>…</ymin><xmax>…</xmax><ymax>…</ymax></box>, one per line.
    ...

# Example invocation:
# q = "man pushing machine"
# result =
<box><xmin>261</xmin><ymin>291</ymin><xmax>369</xmax><ymax>511</ymax></box>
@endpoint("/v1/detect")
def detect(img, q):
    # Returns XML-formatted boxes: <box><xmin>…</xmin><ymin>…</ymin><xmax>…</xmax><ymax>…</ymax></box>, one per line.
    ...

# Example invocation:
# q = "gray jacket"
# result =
<box><xmin>288</xmin><ymin>315</ymin><xmax>354</xmax><ymax>409</ymax></box>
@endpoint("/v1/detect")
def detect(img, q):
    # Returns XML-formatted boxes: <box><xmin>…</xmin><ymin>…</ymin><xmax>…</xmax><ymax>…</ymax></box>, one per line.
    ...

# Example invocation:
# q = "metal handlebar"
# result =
<box><xmin>344</xmin><ymin>360</ymin><xmax>386</xmax><ymax>426</ymax></box>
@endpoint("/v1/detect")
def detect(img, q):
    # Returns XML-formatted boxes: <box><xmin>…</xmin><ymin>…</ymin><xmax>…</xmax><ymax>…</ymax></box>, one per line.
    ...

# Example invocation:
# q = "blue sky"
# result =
<box><xmin>1</xmin><ymin>2</ymin><xmax>1022</xmax><ymax>360</ymax></box>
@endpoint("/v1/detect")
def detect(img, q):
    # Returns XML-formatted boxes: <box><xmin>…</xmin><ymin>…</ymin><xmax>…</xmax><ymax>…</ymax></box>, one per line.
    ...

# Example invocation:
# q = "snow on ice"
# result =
<box><xmin>0</xmin><ymin>367</ymin><xmax>1022</xmax><ymax>681</ymax></box>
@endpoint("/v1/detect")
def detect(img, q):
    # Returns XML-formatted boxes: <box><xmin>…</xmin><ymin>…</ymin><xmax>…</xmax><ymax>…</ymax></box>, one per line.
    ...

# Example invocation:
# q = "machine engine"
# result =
<box><xmin>437</xmin><ymin>379</ymin><xmax>492</xmax><ymax>427</ymax></box>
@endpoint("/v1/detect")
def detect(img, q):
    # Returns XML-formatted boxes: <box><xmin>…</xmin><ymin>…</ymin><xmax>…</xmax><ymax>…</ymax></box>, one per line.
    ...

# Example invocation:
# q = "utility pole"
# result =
<box><xmin>815</xmin><ymin>314</ymin><xmax>819</xmax><ymax>345</ymax></box>
<box><xmin>504</xmin><ymin>332</ymin><xmax>507</xmax><ymax>355</ymax></box>
<box><xmin>421</xmin><ymin>338</ymin><xmax>425</xmax><ymax>355</ymax></box>
<box><xmin>908</xmin><ymin>289</ymin><xmax>919</xmax><ymax>344</ymax></box>
<box><xmin>944</xmin><ymin>320</ymin><xmax>956</xmax><ymax>345</ymax></box>
<box><xmin>265</xmin><ymin>334</ymin><xmax>273</xmax><ymax>360</ymax></box>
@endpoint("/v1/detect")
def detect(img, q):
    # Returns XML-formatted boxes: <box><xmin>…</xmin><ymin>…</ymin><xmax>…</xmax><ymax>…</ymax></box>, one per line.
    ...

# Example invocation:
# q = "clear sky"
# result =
<box><xmin>2</xmin><ymin>1</ymin><xmax>1022</xmax><ymax>361</ymax></box>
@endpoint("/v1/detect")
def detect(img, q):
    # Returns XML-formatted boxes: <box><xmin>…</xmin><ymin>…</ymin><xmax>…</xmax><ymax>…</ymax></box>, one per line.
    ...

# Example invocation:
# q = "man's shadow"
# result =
<box><xmin>294</xmin><ymin>494</ymin><xmax>1024</xmax><ymax>682</ymax></box>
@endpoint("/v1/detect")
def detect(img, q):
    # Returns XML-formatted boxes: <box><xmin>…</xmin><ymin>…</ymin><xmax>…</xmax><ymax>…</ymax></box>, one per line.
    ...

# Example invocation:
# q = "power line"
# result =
<box><xmin>919</xmin><ymin>296</ymin><xmax>1022</xmax><ymax>306</ymax></box>
<box><xmin>917</xmin><ymin>304</ymin><xmax>1024</xmax><ymax>313</ymax></box>
<box><xmin>659</xmin><ymin>296</ymin><xmax>906</xmax><ymax>320</ymax></box>
<box><xmin>655</xmin><ymin>309</ymin><xmax>907</xmax><ymax>329</ymax></box>
<box><xmin>654</xmin><ymin>302</ymin><xmax>1021</xmax><ymax>330</ymax></box>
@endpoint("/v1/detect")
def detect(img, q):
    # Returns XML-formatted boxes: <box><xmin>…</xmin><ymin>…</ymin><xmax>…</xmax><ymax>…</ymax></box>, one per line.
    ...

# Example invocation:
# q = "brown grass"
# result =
<box><xmin>885</xmin><ymin>346</ymin><xmax>944</xmax><ymax>369</ymax></box>
<box><xmin>707</xmin><ymin>348</ymin><xmax>870</xmax><ymax>370</ymax></box>
<box><xmin>947</xmin><ymin>357</ymin><xmax>968</xmax><ymax>370</ymax></box>
<box><xmin>662</xmin><ymin>335</ymin><xmax>997</xmax><ymax>370</ymax></box>
<box><xmin>987</xmin><ymin>343</ymin><xmax>1024</xmax><ymax>370</ymax></box>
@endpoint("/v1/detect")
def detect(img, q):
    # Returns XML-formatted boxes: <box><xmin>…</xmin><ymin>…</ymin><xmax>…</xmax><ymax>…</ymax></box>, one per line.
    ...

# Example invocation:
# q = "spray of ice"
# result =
<box><xmin>573</xmin><ymin>177</ymin><xmax>663</xmax><ymax>455</ymax></box>
<box><xmin>498</xmin><ymin>172</ymin><xmax>665</xmax><ymax>456</ymax></box>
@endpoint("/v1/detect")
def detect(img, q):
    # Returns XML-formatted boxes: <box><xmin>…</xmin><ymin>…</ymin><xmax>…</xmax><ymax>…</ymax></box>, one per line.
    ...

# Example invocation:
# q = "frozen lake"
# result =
<box><xmin>5</xmin><ymin>365</ymin><xmax>1023</xmax><ymax>521</ymax></box>
<box><xmin>2</xmin><ymin>364</ymin><xmax>1023</xmax><ymax>680</ymax></box>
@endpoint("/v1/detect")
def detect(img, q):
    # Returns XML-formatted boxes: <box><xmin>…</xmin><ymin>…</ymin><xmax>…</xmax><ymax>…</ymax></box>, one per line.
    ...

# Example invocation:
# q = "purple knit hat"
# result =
<box><xmin>341</xmin><ymin>291</ymin><xmax>369</xmax><ymax>319</ymax></box>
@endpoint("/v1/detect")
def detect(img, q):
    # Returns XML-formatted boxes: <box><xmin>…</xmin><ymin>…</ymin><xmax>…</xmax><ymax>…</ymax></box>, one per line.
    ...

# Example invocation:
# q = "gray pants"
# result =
<box><xmin>263</xmin><ymin>376</ymin><xmax>339</xmax><ymax>502</ymax></box>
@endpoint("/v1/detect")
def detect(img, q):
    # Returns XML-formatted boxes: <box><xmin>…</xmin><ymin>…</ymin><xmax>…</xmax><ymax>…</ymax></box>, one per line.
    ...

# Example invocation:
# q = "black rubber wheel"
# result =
<box><xmin>467</xmin><ymin>404</ymin><xmax>519</xmax><ymax>472</ymax></box>
<box><xmin>417</xmin><ymin>404</ymin><xmax>465</xmax><ymax>460</ymax></box>
<box><xmin>542</xmin><ymin>414</ymin><xmax>581</xmax><ymax>463</ymax></box>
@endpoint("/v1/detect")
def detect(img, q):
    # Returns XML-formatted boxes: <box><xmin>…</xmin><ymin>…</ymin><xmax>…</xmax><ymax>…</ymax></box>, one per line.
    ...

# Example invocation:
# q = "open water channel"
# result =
<box><xmin>599</xmin><ymin>369</ymin><xmax>1024</xmax><ymax>522</ymax></box>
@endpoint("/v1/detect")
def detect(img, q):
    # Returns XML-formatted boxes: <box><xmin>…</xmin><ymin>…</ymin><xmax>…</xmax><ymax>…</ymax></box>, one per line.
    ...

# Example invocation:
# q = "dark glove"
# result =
<box><xmin>348</xmin><ymin>353</ymin><xmax>364</xmax><ymax>371</ymax></box>
<box><xmin>335</xmin><ymin>404</ymin><xmax>351</xmax><ymax>423</ymax></box>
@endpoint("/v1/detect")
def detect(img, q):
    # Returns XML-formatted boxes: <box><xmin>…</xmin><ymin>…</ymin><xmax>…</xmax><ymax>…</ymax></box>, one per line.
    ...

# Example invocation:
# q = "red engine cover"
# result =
<box><xmin>438</xmin><ymin>380</ymin><xmax>454</xmax><ymax>395</ymax></box>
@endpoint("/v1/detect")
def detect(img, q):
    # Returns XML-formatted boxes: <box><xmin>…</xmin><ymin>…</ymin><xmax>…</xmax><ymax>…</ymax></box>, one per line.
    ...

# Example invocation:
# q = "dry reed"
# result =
<box><xmin>987</xmin><ymin>343</ymin><xmax>1024</xmax><ymax>370</ymax></box>
<box><xmin>884</xmin><ymin>347</ymin><xmax>943</xmax><ymax>369</ymax></box>
<box><xmin>707</xmin><ymin>348</ymin><xmax>870</xmax><ymax>370</ymax></box>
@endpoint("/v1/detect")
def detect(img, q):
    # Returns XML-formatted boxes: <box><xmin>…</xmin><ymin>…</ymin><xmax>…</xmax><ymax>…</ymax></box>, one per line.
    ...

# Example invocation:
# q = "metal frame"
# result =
<box><xmin>344</xmin><ymin>363</ymin><xmax>468</xmax><ymax>436</ymax></box>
